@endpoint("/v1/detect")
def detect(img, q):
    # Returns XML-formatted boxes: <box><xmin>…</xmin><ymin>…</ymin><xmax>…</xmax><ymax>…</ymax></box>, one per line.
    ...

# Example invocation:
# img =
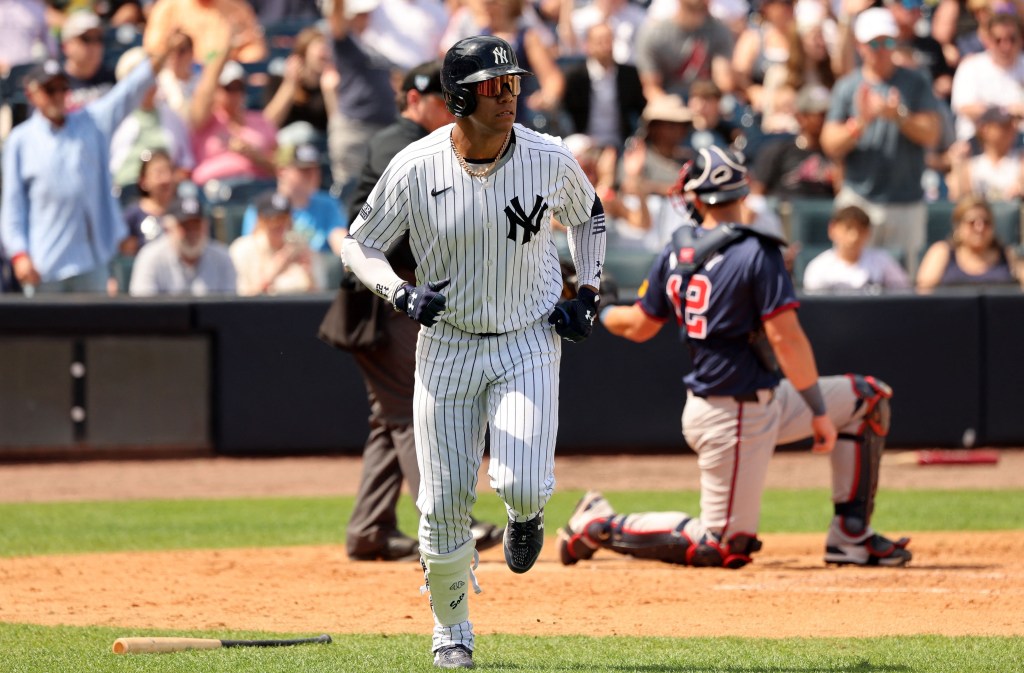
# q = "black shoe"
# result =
<box><xmin>503</xmin><ymin>511</ymin><xmax>544</xmax><ymax>573</ymax></box>
<box><xmin>470</xmin><ymin>519</ymin><xmax>505</xmax><ymax>553</ymax></box>
<box><xmin>348</xmin><ymin>533</ymin><xmax>419</xmax><ymax>562</ymax></box>
<box><xmin>433</xmin><ymin>644</ymin><xmax>474</xmax><ymax>669</ymax></box>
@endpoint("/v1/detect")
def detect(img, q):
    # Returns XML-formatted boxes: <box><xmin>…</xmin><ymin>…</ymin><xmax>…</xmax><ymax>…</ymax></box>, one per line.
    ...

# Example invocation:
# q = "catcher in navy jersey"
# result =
<box><xmin>341</xmin><ymin>35</ymin><xmax>606</xmax><ymax>669</ymax></box>
<box><xmin>559</xmin><ymin>146</ymin><xmax>911</xmax><ymax>571</ymax></box>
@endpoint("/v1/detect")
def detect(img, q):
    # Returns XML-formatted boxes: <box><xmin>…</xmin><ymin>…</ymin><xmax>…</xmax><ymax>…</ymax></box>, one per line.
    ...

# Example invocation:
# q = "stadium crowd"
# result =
<box><xmin>1</xmin><ymin>0</ymin><xmax>1023</xmax><ymax>297</ymax></box>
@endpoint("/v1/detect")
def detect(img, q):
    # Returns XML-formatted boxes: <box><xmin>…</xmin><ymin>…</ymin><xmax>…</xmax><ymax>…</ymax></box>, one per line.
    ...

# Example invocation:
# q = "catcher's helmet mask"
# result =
<box><xmin>682</xmin><ymin>146</ymin><xmax>750</xmax><ymax>205</ymax></box>
<box><xmin>441</xmin><ymin>35</ymin><xmax>533</xmax><ymax>117</ymax></box>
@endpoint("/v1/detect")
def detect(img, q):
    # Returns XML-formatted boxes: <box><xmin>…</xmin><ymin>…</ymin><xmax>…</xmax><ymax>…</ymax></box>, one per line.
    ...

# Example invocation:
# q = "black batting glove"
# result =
<box><xmin>393</xmin><ymin>278</ymin><xmax>450</xmax><ymax>327</ymax></box>
<box><xmin>548</xmin><ymin>286</ymin><xmax>599</xmax><ymax>343</ymax></box>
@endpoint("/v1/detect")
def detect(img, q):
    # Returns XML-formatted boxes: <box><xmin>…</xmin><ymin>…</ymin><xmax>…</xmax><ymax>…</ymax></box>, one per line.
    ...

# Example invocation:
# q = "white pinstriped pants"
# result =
<box><xmin>413</xmin><ymin>319</ymin><xmax>561</xmax><ymax>556</ymax></box>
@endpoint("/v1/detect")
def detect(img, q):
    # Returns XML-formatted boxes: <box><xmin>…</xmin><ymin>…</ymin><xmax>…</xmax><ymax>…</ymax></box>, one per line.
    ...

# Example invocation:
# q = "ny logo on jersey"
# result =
<box><xmin>504</xmin><ymin>195</ymin><xmax>548</xmax><ymax>245</ymax></box>
<box><xmin>493</xmin><ymin>46</ymin><xmax>509</xmax><ymax>64</ymax></box>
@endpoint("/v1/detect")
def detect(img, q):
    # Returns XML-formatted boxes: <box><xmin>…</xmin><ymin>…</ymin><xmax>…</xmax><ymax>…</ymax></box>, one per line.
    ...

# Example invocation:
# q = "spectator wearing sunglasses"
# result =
<box><xmin>950</xmin><ymin>13</ymin><xmax>1024</xmax><ymax>142</ymax></box>
<box><xmin>916</xmin><ymin>195</ymin><xmax>1023</xmax><ymax>288</ymax></box>
<box><xmin>61</xmin><ymin>10</ymin><xmax>116</xmax><ymax>112</ymax></box>
<box><xmin>1</xmin><ymin>35</ymin><xmax>187</xmax><ymax>295</ymax></box>
<box><xmin>822</xmin><ymin>6</ymin><xmax>941</xmax><ymax>276</ymax></box>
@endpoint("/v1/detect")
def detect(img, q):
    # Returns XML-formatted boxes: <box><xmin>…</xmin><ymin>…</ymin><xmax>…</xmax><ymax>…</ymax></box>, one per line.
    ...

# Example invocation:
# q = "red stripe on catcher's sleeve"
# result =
<box><xmin>762</xmin><ymin>301</ymin><xmax>800</xmax><ymax>321</ymax></box>
<box><xmin>636</xmin><ymin>299</ymin><xmax>669</xmax><ymax>322</ymax></box>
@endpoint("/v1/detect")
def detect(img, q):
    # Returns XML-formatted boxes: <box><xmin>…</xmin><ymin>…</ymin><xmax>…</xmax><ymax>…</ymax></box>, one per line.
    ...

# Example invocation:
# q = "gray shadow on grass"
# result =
<box><xmin>490</xmin><ymin>663</ymin><xmax>911</xmax><ymax>672</ymax></box>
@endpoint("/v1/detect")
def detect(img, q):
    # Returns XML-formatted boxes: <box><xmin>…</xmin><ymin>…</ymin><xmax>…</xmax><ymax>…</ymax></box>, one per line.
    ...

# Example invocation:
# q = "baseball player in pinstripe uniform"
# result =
<box><xmin>341</xmin><ymin>35</ymin><xmax>606</xmax><ymax>669</ymax></box>
<box><xmin>558</xmin><ymin>147</ymin><xmax>910</xmax><ymax>571</ymax></box>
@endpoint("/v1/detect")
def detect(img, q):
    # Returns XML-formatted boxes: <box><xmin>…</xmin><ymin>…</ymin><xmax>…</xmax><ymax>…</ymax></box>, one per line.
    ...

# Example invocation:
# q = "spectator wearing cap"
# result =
<box><xmin>633</xmin><ymin>0</ymin><xmax>736</xmax><ymax>102</ymax></box>
<box><xmin>751</xmin><ymin>84</ymin><xmax>840</xmax><ymax>199</ymax></box>
<box><xmin>947</xmin><ymin>106</ymin><xmax>1024</xmax><ymax>200</ymax></box>
<box><xmin>561</xmin><ymin>21</ymin><xmax>647</xmax><ymax>149</ymax></box>
<box><xmin>1</xmin><ymin>36</ymin><xmax>186</xmax><ymax>295</ymax></box>
<box><xmin>327</xmin><ymin>0</ymin><xmax>399</xmax><ymax>192</ymax></box>
<box><xmin>61</xmin><ymin>10</ymin><xmax>115</xmax><ymax>112</ymax></box>
<box><xmin>346</xmin><ymin>60</ymin><xmax>453</xmax><ymax>224</ymax></box>
<box><xmin>262</xmin><ymin>27</ymin><xmax>337</xmax><ymax>134</ymax></box>
<box><xmin>109</xmin><ymin>46</ymin><xmax>195</xmax><ymax>188</ymax></box>
<box><xmin>240</xmin><ymin>142</ymin><xmax>348</xmax><ymax>255</ymax></box>
<box><xmin>129</xmin><ymin>195</ymin><xmax>237</xmax><ymax>295</ymax></box>
<box><xmin>624</xmin><ymin>94</ymin><xmax>695</xmax><ymax>198</ymax></box>
<box><xmin>0</xmin><ymin>0</ymin><xmax>58</xmax><ymax>77</ymax></box>
<box><xmin>188</xmin><ymin>25</ymin><xmax>278</xmax><ymax>186</ymax></box>
<box><xmin>229</xmin><ymin>191</ymin><xmax>324</xmax><ymax>296</ymax></box>
<box><xmin>143</xmin><ymin>0</ymin><xmax>267</xmax><ymax>64</ymax></box>
<box><xmin>950</xmin><ymin>13</ymin><xmax>1024</xmax><ymax>142</ymax></box>
<box><xmin>821</xmin><ymin>6</ymin><xmax>941</xmax><ymax>276</ymax></box>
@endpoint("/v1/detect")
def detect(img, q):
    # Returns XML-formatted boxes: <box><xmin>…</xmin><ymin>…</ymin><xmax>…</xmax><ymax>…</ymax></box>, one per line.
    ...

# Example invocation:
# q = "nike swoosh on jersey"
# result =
<box><xmin>431</xmin><ymin>186</ymin><xmax>452</xmax><ymax>197</ymax></box>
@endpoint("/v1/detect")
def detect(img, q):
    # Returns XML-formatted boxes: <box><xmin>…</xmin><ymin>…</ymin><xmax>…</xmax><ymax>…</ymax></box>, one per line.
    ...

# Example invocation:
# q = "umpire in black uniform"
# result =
<box><xmin>342</xmin><ymin>61</ymin><xmax>504</xmax><ymax>560</ymax></box>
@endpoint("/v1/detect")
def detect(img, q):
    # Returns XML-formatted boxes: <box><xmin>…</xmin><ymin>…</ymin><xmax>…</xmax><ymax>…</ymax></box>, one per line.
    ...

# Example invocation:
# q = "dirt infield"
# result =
<box><xmin>1</xmin><ymin>452</ymin><xmax>1022</xmax><ymax>638</ymax></box>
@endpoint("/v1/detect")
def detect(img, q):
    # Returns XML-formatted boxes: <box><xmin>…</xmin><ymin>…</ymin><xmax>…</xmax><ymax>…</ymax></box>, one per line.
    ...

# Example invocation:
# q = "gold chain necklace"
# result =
<box><xmin>451</xmin><ymin>129</ymin><xmax>512</xmax><ymax>179</ymax></box>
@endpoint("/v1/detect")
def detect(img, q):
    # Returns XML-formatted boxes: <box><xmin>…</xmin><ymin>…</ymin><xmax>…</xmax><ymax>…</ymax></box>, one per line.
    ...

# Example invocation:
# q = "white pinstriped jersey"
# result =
<box><xmin>350</xmin><ymin>123</ymin><xmax>606</xmax><ymax>335</ymax></box>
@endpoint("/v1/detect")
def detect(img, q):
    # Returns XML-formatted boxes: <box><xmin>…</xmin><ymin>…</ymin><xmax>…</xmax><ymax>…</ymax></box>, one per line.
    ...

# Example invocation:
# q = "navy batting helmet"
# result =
<box><xmin>682</xmin><ymin>146</ymin><xmax>750</xmax><ymax>204</ymax></box>
<box><xmin>441</xmin><ymin>35</ymin><xmax>533</xmax><ymax>118</ymax></box>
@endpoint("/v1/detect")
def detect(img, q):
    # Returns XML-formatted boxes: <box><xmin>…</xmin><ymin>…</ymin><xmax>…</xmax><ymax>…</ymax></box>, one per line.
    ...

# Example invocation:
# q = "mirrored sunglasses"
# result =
<box><xmin>867</xmin><ymin>37</ymin><xmax>897</xmax><ymax>50</ymax></box>
<box><xmin>475</xmin><ymin>74</ymin><xmax>521</xmax><ymax>97</ymax></box>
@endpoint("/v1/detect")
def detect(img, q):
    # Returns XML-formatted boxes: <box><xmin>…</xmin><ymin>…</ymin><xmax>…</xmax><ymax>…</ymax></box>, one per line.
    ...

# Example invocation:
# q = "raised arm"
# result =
<box><xmin>188</xmin><ymin>23</ymin><xmax>234</xmax><ymax>130</ymax></box>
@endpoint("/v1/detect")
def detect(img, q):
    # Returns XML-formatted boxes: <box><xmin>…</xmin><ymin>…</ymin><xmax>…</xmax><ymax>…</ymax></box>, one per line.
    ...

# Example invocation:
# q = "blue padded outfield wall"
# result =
<box><xmin>0</xmin><ymin>289</ymin><xmax>1020</xmax><ymax>458</ymax></box>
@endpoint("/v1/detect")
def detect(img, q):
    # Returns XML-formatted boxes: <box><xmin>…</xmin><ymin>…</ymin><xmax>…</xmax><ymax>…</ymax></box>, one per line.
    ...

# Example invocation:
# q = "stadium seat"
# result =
<box><xmin>784</xmin><ymin>197</ymin><xmax>835</xmax><ymax>246</ymax></box>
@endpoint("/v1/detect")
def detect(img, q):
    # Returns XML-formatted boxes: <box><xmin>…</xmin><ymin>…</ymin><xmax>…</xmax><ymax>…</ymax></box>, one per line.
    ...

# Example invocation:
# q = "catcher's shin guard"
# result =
<box><xmin>688</xmin><ymin>532</ymin><xmax>763</xmax><ymax>569</ymax></box>
<box><xmin>835</xmin><ymin>375</ymin><xmax>893</xmax><ymax>537</ymax></box>
<box><xmin>596</xmin><ymin>515</ymin><xmax>695</xmax><ymax>565</ymax></box>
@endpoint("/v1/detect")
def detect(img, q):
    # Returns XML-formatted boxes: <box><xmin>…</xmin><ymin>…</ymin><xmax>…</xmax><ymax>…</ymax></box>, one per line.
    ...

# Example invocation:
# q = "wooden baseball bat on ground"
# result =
<box><xmin>112</xmin><ymin>633</ymin><xmax>332</xmax><ymax>654</ymax></box>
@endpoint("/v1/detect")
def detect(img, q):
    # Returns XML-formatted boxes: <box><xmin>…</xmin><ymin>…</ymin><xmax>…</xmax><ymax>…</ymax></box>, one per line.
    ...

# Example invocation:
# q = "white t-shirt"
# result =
<box><xmin>363</xmin><ymin>0</ymin><xmax>449</xmax><ymax>71</ymax></box>
<box><xmin>968</xmin><ymin>151</ymin><xmax>1023</xmax><ymax>201</ymax></box>
<box><xmin>950</xmin><ymin>52</ymin><xmax>1024</xmax><ymax>140</ymax></box>
<box><xmin>802</xmin><ymin>247</ymin><xmax>911</xmax><ymax>293</ymax></box>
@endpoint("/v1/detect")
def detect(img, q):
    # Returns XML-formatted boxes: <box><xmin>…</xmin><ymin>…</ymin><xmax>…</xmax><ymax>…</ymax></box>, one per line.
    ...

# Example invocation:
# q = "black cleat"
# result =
<box><xmin>434</xmin><ymin>644</ymin><xmax>475</xmax><ymax>669</ymax></box>
<box><xmin>503</xmin><ymin>511</ymin><xmax>545</xmax><ymax>573</ymax></box>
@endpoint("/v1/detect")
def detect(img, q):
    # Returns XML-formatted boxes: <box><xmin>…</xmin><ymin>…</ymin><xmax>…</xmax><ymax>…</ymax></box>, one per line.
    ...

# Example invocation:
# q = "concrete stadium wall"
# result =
<box><xmin>0</xmin><ymin>290</ymin><xmax>1020</xmax><ymax>458</ymax></box>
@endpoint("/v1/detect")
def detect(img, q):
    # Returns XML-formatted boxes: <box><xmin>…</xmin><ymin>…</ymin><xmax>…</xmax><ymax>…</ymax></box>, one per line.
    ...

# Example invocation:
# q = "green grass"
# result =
<box><xmin>1</xmin><ymin>623</ymin><xmax>1021</xmax><ymax>673</ymax></box>
<box><xmin>1</xmin><ymin>490</ymin><xmax>1021</xmax><ymax>558</ymax></box>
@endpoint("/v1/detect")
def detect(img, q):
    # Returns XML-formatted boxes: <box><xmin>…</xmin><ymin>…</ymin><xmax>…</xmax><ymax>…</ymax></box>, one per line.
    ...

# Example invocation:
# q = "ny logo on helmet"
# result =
<box><xmin>493</xmin><ymin>46</ymin><xmax>509</xmax><ymax>64</ymax></box>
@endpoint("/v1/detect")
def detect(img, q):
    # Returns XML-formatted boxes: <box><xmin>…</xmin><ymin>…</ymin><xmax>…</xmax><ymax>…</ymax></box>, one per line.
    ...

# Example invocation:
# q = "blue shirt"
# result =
<box><xmin>638</xmin><ymin>226</ymin><xmax>799</xmax><ymax>397</ymax></box>
<box><xmin>240</xmin><ymin>190</ymin><xmax>347</xmax><ymax>253</ymax></box>
<box><xmin>1</xmin><ymin>60</ymin><xmax>155</xmax><ymax>282</ymax></box>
